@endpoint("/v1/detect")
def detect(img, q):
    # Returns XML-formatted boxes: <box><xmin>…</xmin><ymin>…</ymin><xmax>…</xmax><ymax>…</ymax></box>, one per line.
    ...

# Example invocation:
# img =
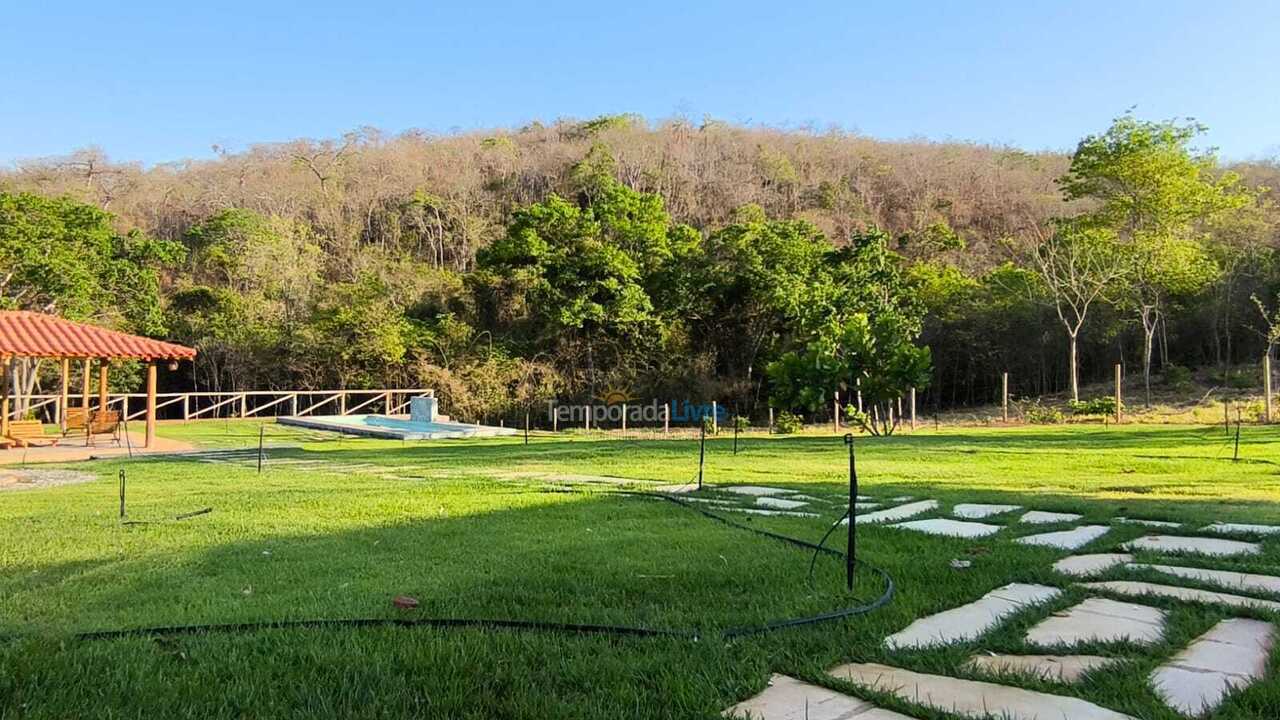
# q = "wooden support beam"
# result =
<box><xmin>97</xmin><ymin>362</ymin><xmax>109</xmax><ymax>413</ymax></box>
<box><xmin>59</xmin><ymin>358</ymin><xmax>70</xmax><ymax>431</ymax></box>
<box><xmin>145</xmin><ymin>362</ymin><xmax>157</xmax><ymax>448</ymax></box>
<box><xmin>81</xmin><ymin>358</ymin><xmax>91</xmax><ymax>410</ymax></box>
<box><xmin>1</xmin><ymin>357</ymin><xmax>10</xmax><ymax>439</ymax></box>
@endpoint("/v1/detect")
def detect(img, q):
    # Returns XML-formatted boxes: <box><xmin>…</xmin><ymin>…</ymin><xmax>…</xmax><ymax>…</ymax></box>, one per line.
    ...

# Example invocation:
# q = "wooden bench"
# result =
<box><xmin>4</xmin><ymin>420</ymin><xmax>60</xmax><ymax>448</ymax></box>
<box><xmin>86</xmin><ymin>410</ymin><xmax>122</xmax><ymax>446</ymax></box>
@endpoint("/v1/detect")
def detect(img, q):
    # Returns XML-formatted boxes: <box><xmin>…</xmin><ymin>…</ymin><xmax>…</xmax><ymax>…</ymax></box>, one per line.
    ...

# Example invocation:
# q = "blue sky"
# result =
<box><xmin>2</xmin><ymin>1</ymin><xmax>1276</xmax><ymax>165</ymax></box>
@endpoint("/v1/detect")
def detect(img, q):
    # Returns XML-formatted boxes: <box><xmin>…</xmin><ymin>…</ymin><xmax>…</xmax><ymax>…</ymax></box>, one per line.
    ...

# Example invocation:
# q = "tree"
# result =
<box><xmin>1022</xmin><ymin>219</ymin><xmax>1128</xmax><ymax>401</ymax></box>
<box><xmin>1059</xmin><ymin>115</ymin><xmax>1249</xmax><ymax>403</ymax></box>
<box><xmin>0</xmin><ymin>192</ymin><xmax>181</xmax><ymax>409</ymax></box>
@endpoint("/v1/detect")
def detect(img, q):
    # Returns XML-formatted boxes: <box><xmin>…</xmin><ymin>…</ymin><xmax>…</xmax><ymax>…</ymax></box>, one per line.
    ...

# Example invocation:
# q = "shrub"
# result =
<box><xmin>773</xmin><ymin>410</ymin><xmax>803</xmax><ymax>434</ymax></box>
<box><xmin>1068</xmin><ymin>397</ymin><xmax>1117</xmax><ymax>416</ymax></box>
<box><xmin>732</xmin><ymin>415</ymin><xmax>750</xmax><ymax>432</ymax></box>
<box><xmin>1163</xmin><ymin>363</ymin><xmax>1193</xmax><ymax>391</ymax></box>
<box><xmin>842</xmin><ymin>403</ymin><xmax>870</xmax><ymax>430</ymax></box>
<box><xmin>1022</xmin><ymin>399</ymin><xmax>1065</xmax><ymax>424</ymax></box>
<box><xmin>700</xmin><ymin>414</ymin><xmax>717</xmax><ymax>434</ymax></box>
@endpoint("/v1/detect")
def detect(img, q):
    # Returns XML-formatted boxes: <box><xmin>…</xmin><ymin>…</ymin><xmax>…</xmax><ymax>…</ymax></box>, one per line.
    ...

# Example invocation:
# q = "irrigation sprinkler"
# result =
<box><xmin>118</xmin><ymin>469</ymin><xmax>126</xmax><ymax>519</ymax></box>
<box><xmin>844</xmin><ymin>433</ymin><xmax>858</xmax><ymax>592</ymax></box>
<box><xmin>698</xmin><ymin>420</ymin><xmax>706</xmax><ymax>490</ymax></box>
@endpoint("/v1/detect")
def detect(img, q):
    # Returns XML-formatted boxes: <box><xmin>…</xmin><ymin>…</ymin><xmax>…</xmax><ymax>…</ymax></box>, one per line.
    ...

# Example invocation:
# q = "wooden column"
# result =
<box><xmin>1265</xmin><ymin>353</ymin><xmax>1273</xmax><ymax>424</ymax></box>
<box><xmin>145</xmin><ymin>362</ymin><xmax>157</xmax><ymax>448</ymax></box>
<box><xmin>711</xmin><ymin>401</ymin><xmax>718</xmax><ymax>434</ymax></box>
<box><xmin>621</xmin><ymin>403</ymin><xmax>627</xmax><ymax>432</ymax></box>
<box><xmin>59</xmin><ymin>358</ymin><xmax>70</xmax><ymax>431</ymax></box>
<box><xmin>1</xmin><ymin>357</ymin><xmax>10</xmax><ymax>439</ymax></box>
<box><xmin>1114</xmin><ymin>363</ymin><xmax>1123</xmax><ymax>424</ymax></box>
<box><xmin>81</xmin><ymin>358</ymin><xmax>91</xmax><ymax>411</ymax></box>
<box><xmin>910</xmin><ymin>387</ymin><xmax>917</xmax><ymax>431</ymax></box>
<box><xmin>97</xmin><ymin>362</ymin><xmax>109</xmax><ymax>413</ymax></box>
<box><xmin>663</xmin><ymin>403</ymin><xmax>670</xmax><ymax>434</ymax></box>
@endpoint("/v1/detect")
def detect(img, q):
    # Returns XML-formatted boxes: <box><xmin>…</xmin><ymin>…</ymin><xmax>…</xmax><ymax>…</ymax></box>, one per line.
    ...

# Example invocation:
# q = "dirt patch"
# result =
<box><xmin>0</xmin><ymin>468</ymin><xmax>98</xmax><ymax>492</ymax></box>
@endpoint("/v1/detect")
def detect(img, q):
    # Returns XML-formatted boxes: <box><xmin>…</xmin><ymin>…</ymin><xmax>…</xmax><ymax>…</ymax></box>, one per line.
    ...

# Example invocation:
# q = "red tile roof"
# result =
<box><xmin>0</xmin><ymin>311</ymin><xmax>197</xmax><ymax>361</ymax></box>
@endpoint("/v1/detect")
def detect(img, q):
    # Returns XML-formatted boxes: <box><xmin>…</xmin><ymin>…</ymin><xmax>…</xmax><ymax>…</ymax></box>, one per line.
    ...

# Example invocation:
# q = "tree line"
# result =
<box><xmin>2</xmin><ymin>114</ymin><xmax>1277</xmax><ymax>428</ymax></box>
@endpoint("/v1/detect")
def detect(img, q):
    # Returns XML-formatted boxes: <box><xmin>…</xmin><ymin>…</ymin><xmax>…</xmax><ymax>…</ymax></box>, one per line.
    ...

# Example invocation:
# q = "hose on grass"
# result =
<box><xmin>65</xmin><ymin>488</ymin><xmax>894</xmax><ymax>644</ymax></box>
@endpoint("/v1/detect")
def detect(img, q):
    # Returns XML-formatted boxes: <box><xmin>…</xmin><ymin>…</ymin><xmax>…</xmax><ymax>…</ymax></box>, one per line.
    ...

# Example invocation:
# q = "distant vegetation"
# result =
<box><xmin>2</xmin><ymin>114</ymin><xmax>1277</xmax><ymax>426</ymax></box>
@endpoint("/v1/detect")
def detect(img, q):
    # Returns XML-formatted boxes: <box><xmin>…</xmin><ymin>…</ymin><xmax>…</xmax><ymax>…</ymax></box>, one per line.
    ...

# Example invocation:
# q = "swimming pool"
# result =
<box><xmin>277</xmin><ymin>414</ymin><xmax>519</xmax><ymax>440</ymax></box>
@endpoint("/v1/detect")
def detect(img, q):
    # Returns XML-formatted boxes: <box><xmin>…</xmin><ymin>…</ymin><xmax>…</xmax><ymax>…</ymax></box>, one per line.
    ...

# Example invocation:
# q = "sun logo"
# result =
<box><xmin>596</xmin><ymin>385</ymin><xmax>635</xmax><ymax>406</ymax></box>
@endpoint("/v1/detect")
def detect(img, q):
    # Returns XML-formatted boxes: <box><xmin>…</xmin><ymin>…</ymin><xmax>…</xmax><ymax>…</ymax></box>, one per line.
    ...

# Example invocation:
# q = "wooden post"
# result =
<box><xmin>663</xmin><ymin>402</ymin><xmax>670</xmax><ymax>434</ymax></box>
<box><xmin>1114</xmin><ymin>363</ymin><xmax>1123</xmax><ymax>424</ymax></box>
<box><xmin>122</xmin><ymin>396</ymin><xmax>128</xmax><ymax>421</ymax></box>
<box><xmin>183</xmin><ymin>394</ymin><xmax>190</xmax><ymax>421</ymax></box>
<box><xmin>768</xmin><ymin>407</ymin><xmax>774</xmax><ymax>434</ymax></box>
<box><xmin>145</xmin><ymin>362</ymin><xmax>157</xmax><ymax>448</ymax></box>
<box><xmin>290</xmin><ymin>394</ymin><xmax>298</xmax><ymax>416</ymax></box>
<box><xmin>81</xmin><ymin>358</ymin><xmax>91</xmax><ymax>412</ymax></box>
<box><xmin>910</xmin><ymin>387</ymin><xmax>917</xmax><ymax>431</ymax></box>
<box><xmin>1</xmin><ymin>357</ymin><xmax>10</xmax><ymax>439</ymax></box>
<box><xmin>384</xmin><ymin>390</ymin><xmax>392</xmax><ymax>414</ymax></box>
<box><xmin>621</xmin><ymin>403</ymin><xmax>627</xmax><ymax>432</ymax></box>
<box><xmin>1265</xmin><ymin>354</ymin><xmax>1273</xmax><ymax>424</ymax></box>
<box><xmin>584</xmin><ymin>405</ymin><xmax>590</xmax><ymax>431</ymax></box>
<box><xmin>711</xmin><ymin>401</ymin><xmax>718</xmax><ymax>434</ymax></box>
<box><xmin>59</xmin><ymin>358</ymin><xmax>70</xmax><ymax>431</ymax></box>
<box><xmin>240</xmin><ymin>393</ymin><xmax>248</xmax><ymax>418</ymax></box>
<box><xmin>339</xmin><ymin>392</ymin><xmax>347</xmax><ymax>415</ymax></box>
<box><xmin>1002</xmin><ymin>372</ymin><xmax>1009</xmax><ymax>422</ymax></box>
<box><xmin>97</xmin><ymin>362</ymin><xmax>109</xmax><ymax>413</ymax></box>
<box><xmin>856</xmin><ymin>379</ymin><xmax>863</xmax><ymax>413</ymax></box>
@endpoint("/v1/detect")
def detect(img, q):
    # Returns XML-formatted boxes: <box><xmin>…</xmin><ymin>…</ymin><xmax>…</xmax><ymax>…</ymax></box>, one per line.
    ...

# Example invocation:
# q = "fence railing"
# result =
<box><xmin>3</xmin><ymin>389</ymin><xmax>434</xmax><ymax>423</ymax></box>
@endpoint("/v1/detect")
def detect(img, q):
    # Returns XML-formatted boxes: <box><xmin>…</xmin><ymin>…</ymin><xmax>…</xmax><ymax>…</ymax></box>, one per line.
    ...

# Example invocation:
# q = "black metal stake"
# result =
<box><xmin>733</xmin><ymin>412</ymin><xmax>739</xmax><ymax>455</ymax></box>
<box><xmin>257</xmin><ymin>426</ymin><xmax>264</xmax><ymax>474</ymax></box>
<box><xmin>844</xmin><ymin>433</ymin><xmax>857</xmax><ymax>592</ymax></box>
<box><xmin>698</xmin><ymin>421</ymin><xmax>706</xmax><ymax>490</ymax></box>
<box><xmin>118</xmin><ymin>469</ymin><xmax>126</xmax><ymax>519</ymax></box>
<box><xmin>525</xmin><ymin>409</ymin><xmax>530</xmax><ymax>446</ymax></box>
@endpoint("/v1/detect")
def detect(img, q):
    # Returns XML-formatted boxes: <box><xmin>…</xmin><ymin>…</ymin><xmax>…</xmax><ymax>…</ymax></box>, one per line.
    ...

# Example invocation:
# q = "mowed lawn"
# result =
<box><xmin>3</xmin><ymin>422</ymin><xmax>1280</xmax><ymax>718</ymax></box>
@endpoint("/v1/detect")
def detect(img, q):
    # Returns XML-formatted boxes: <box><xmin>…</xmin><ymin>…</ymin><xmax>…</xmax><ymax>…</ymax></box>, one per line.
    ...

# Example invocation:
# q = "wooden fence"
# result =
<box><xmin>3</xmin><ymin>388</ymin><xmax>434</xmax><ymax>424</ymax></box>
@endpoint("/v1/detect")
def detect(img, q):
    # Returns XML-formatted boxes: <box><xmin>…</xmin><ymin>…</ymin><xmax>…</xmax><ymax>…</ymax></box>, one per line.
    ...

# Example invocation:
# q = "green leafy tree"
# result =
<box><xmin>1060</xmin><ymin>115</ymin><xmax>1249</xmax><ymax>403</ymax></box>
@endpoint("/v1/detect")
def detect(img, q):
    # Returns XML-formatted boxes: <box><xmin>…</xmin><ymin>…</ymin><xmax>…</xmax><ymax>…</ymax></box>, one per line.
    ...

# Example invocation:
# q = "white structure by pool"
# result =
<box><xmin>277</xmin><ymin>397</ymin><xmax>518</xmax><ymax>440</ymax></box>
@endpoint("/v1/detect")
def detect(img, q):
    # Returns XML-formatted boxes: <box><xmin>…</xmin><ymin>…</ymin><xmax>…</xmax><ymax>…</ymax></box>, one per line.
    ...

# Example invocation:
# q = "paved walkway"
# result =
<box><xmin>0</xmin><ymin>431</ymin><xmax>194</xmax><ymax>465</ymax></box>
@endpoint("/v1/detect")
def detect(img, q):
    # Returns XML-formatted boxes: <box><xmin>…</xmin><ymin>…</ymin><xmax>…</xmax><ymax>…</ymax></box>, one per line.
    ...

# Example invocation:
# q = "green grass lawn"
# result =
<box><xmin>3</xmin><ymin>422</ymin><xmax>1280</xmax><ymax>718</ymax></box>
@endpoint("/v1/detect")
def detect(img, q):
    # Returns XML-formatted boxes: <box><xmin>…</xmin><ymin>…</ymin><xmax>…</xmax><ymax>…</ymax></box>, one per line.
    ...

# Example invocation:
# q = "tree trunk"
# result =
<box><xmin>1068</xmin><ymin>332</ymin><xmax>1080</xmax><ymax>402</ymax></box>
<box><xmin>1140</xmin><ymin>306</ymin><xmax>1157</xmax><ymax>407</ymax></box>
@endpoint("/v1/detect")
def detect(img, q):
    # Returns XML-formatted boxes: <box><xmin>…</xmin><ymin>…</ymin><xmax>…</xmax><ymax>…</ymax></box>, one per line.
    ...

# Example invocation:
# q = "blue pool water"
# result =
<box><xmin>277</xmin><ymin>414</ymin><xmax>519</xmax><ymax>440</ymax></box>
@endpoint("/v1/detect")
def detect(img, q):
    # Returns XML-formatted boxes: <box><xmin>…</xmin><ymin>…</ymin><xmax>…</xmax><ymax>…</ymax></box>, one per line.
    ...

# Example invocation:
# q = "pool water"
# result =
<box><xmin>277</xmin><ymin>414</ymin><xmax>519</xmax><ymax>440</ymax></box>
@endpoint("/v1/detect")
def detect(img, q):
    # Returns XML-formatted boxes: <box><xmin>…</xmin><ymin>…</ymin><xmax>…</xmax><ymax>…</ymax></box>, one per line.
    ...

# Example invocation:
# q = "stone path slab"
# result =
<box><xmin>884</xmin><ymin>583</ymin><xmax>1061</xmax><ymax>650</ymax></box>
<box><xmin>1025</xmin><ymin>597</ymin><xmax>1166</xmax><ymax>647</ymax></box>
<box><xmin>1201</xmin><ymin>521</ymin><xmax>1280</xmax><ymax>536</ymax></box>
<box><xmin>1122</xmin><ymin>535</ymin><xmax>1261</xmax><ymax>557</ymax></box>
<box><xmin>723</xmin><ymin>486</ymin><xmax>796</xmax><ymax>496</ymax></box>
<box><xmin>828</xmin><ymin>663</ymin><xmax>1135</xmax><ymax>720</ymax></box>
<box><xmin>756</xmin><ymin>497</ymin><xmax>809</xmax><ymax>510</ymax></box>
<box><xmin>952</xmin><ymin>503</ymin><xmax>1021</xmax><ymax>519</ymax></box>
<box><xmin>1114</xmin><ymin>517</ymin><xmax>1181</xmax><ymax>529</ymax></box>
<box><xmin>722</xmin><ymin>673</ymin><xmax>914</xmax><ymax>720</ymax></box>
<box><xmin>1016</xmin><ymin>525</ymin><xmax>1110</xmax><ymax>550</ymax></box>
<box><xmin>1083</xmin><ymin>580</ymin><xmax>1280</xmax><ymax>612</ymax></box>
<box><xmin>964</xmin><ymin>654</ymin><xmax>1120</xmax><ymax>684</ymax></box>
<box><xmin>852</xmin><ymin>500</ymin><xmax>938</xmax><ymax>525</ymax></box>
<box><xmin>725</xmin><ymin>508</ymin><xmax>819</xmax><ymax>518</ymax></box>
<box><xmin>1020</xmin><ymin>510</ymin><xmax>1083</xmax><ymax>524</ymax></box>
<box><xmin>887</xmin><ymin>518</ymin><xmax>1002</xmax><ymax>538</ymax></box>
<box><xmin>1054</xmin><ymin>554</ymin><xmax>1133</xmax><ymax>578</ymax></box>
<box><xmin>1150</xmin><ymin>619</ymin><xmax>1275</xmax><ymax>717</ymax></box>
<box><xmin>1128</xmin><ymin>563</ymin><xmax>1280</xmax><ymax>595</ymax></box>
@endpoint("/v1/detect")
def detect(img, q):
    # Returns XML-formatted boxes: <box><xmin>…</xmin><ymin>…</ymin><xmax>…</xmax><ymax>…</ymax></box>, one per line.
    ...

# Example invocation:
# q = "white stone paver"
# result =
<box><xmin>964</xmin><ymin>654</ymin><xmax>1120</xmax><ymax>684</ymax></box>
<box><xmin>888</xmin><ymin>495</ymin><xmax>914</xmax><ymax>502</ymax></box>
<box><xmin>1128</xmin><ymin>563</ymin><xmax>1280</xmax><ymax>595</ymax></box>
<box><xmin>1151</xmin><ymin>619</ymin><xmax>1276</xmax><ymax>716</ymax></box>
<box><xmin>1201</xmin><ymin>521</ymin><xmax>1280</xmax><ymax>536</ymax></box>
<box><xmin>952</xmin><ymin>503</ymin><xmax>1021</xmax><ymax>519</ymax></box>
<box><xmin>851</xmin><ymin>500</ymin><xmax>938</xmax><ymax>525</ymax></box>
<box><xmin>722</xmin><ymin>673</ymin><xmax>913</xmax><ymax>720</ymax></box>
<box><xmin>1020</xmin><ymin>511</ymin><xmax>1083</xmax><ymax>525</ymax></box>
<box><xmin>1122</xmin><ymin>534</ymin><xmax>1261</xmax><ymax>557</ymax></box>
<box><xmin>1025</xmin><ymin>597</ymin><xmax>1166</xmax><ymax>647</ymax></box>
<box><xmin>723</xmin><ymin>486</ymin><xmax>796</xmax><ymax>497</ymax></box>
<box><xmin>756</xmin><ymin>496</ymin><xmax>808</xmax><ymax>510</ymax></box>
<box><xmin>1016</xmin><ymin>525</ymin><xmax>1110</xmax><ymax>551</ymax></box>
<box><xmin>884</xmin><ymin>583</ymin><xmax>1061</xmax><ymax>650</ymax></box>
<box><xmin>1083</xmin><ymin>580</ymin><xmax>1280</xmax><ymax>612</ymax></box>
<box><xmin>1113</xmin><ymin>517</ymin><xmax>1181</xmax><ymax>529</ymax></box>
<box><xmin>1053</xmin><ymin>554</ymin><xmax>1133</xmax><ymax>578</ymax></box>
<box><xmin>725</xmin><ymin>508</ymin><xmax>819</xmax><ymax>518</ymax></box>
<box><xmin>829</xmin><ymin>663</ymin><xmax>1135</xmax><ymax>720</ymax></box>
<box><xmin>887</xmin><ymin>518</ymin><xmax>1002</xmax><ymax>538</ymax></box>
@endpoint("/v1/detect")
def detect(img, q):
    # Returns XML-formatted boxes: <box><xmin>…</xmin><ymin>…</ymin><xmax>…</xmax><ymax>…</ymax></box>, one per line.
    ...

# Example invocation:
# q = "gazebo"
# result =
<box><xmin>0</xmin><ymin>311</ymin><xmax>197</xmax><ymax>448</ymax></box>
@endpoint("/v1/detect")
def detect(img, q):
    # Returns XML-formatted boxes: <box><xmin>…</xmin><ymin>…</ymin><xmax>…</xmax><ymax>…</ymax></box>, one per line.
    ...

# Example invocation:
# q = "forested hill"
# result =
<box><xmin>2</xmin><ymin>115</ymin><xmax>1279</xmax><ymax>424</ymax></box>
